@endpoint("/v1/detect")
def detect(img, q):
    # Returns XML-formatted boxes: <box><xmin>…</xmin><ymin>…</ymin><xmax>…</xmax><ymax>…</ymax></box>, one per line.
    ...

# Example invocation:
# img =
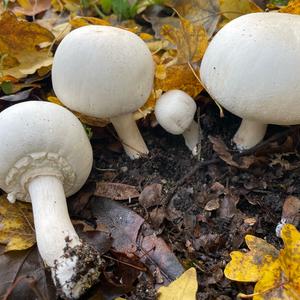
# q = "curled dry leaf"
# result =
<box><xmin>209</xmin><ymin>135</ymin><xmax>256</xmax><ymax>169</ymax></box>
<box><xmin>0</xmin><ymin>195</ymin><xmax>35</xmax><ymax>252</ymax></box>
<box><xmin>0</xmin><ymin>11</ymin><xmax>54</xmax><ymax>79</ymax></box>
<box><xmin>13</xmin><ymin>0</ymin><xmax>51</xmax><ymax>16</ymax></box>
<box><xmin>95</xmin><ymin>182</ymin><xmax>140</xmax><ymax>201</ymax></box>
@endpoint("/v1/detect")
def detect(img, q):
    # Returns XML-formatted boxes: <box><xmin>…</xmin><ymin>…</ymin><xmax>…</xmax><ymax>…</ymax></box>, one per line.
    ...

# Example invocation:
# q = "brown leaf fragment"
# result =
<box><xmin>209</xmin><ymin>135</ymin><xmax>255</xmax><ymax>169</ymax></box>
<box><xmin>149</xmin><ymin>206</ymin><xmax>166</xmax><ymax>229</ymax></box>
<box><xmin>139</xmin><ymin>183</ymin><xmax>163</xmax><ymax>209</ymax></box>
<box><xmin>218</xmin><ymin>194</ymin><xmax>239</xmax><ymax>219</ymax></box>
<box><xmin>95</xmin><ymin>182</ymin><xmax>140</xmax><ymax>200</ymax></box>
<box><xmin>13</xmin><ymin>0</ymin><xmax>51</xmax><ymax>16</ymax></box>
<box><xmin>88</xmin><ymin>198</ymin><xmax>184</xmax><ymax>283</ymax></box>
<box><xmin>204</xmin><ymin>198</ymin><xmax>220</xmax><ymax>211</ymax></box>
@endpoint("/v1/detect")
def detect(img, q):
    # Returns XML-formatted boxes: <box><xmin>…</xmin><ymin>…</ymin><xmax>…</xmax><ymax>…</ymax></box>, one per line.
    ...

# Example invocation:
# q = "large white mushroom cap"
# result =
<box><xmin>0</xmin><ymin>101</ymin><xmax>93</xmax><ymax>202</ymax></box>
<box><xmin>52</xmin><ymin>25</ymin><xmax>154</xmax><ymax>118</ymax></box>
<box><xmin>200</xmin><ymin>12</ymin><xmax>300</xmax><ymax>125</ymax></box>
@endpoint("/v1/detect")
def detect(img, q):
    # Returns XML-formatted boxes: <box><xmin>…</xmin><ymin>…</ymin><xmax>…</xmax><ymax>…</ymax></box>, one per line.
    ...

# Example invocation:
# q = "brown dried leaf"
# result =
<box><xmin>69</xmin><ymin>16</ymin><xmax>110</xmax><ymax>28</ymax></box>
<box><xmin>95</xmin><ymin>182</ymin><xmax>140</xmax><ymax>200</ymax></box>
<box><xmin>281</xmin><ymin>196</ymin><xmax>300</xmax><ymax>227</ymax></box>
<box><xmin>14</xmin><ymin>0</ymin><xmax>51</xmax><ymax>16</ymax></box>
<box><xmin>139</xmin><ymin>183</ymin><xmax>162</xmax><ymax>209</ymax></box>
<box><xmin>209</xmin><ymin>135</ymin><xmax>256</xmax><ymax>169</ymax></box>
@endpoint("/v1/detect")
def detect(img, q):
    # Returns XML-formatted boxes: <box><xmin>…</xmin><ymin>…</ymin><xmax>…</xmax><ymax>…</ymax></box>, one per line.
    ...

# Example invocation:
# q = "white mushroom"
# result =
<box><xmin>52</xmin><ymin>25</ymin><xmax>154</xmax><ymax>159</ymax></box>
<box><xmin>200</xmin><ymin>12</ymin><xmax>300</xmax><ymax>150</ymax></box>
<box><xmin>0</xmin><ymin>101</ymin><xmax>102</xmax><ymax>299</ymax></box>
<box><xmin>154</xmin><ymin>90</ymin><xmax>199</xmax><ymax>155</ymax></box>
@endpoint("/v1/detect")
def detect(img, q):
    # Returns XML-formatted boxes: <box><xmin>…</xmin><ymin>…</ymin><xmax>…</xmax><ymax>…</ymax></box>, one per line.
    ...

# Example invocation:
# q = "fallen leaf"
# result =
<box><xmin>0</xmin><ymin>88</ymin><xmax>34</xmax><ymax>102</ymax></box>
<box><xmin>204</xmin><ymin>198</ymin><xmax>220</xmax><ymax>211</ymax></box>
<box><xmin>0</xmin><ymin>247</ymin><xmax>56</xmax><ymax>300</ymax></box>
<box><xmin>69</xmin><ymin>16</ymin><xmax>110</xmax><ymax>28</ymax></box>
<box><xmin>139</xmin><ymin>183</ymin><xmax>162</xmax><ymax>209</ymax></box>
<box><xmin>0</xmin><ymin>195</ymin><xmax>35</xmax><ymax>252</ymax></box>
<box><xmin>157</xmin><ymin>267</ymin><xmax>197</xmax><ymax>300</ymax></box>
<box><xmin>220</xmin><ymin>0</ymin><xmax>263</xmax><ymax>21</ymax></box>
<box><xmin>161</xmin><ymin>16</ymin><xmax>208</xmax><ymax>64</ymax></box>
<box><xmin>279</xmin><ymin>0</ymin><xmax>300</xmax><ymax>14</ymax></box>
<box><xmin>166</xmin><ymin>0</ymin><xmax>220</xmax><ymax>37</ymax></box>
<box><xmin>225</xmin><ymin>225</ymin><xmax>300</xmax><ymax>299</ymax></box>
<box><xmin>14</xmin><ymin>0</ymin><xmax>51</xmax><ymax>16</ymax></box>
<box><xmin>0</xmin><ymin>11</ymin><xmax>54</xmax><ymax>79</ymax></box>
<box><xmin>95</xmin><ymin>182</ymin><xmax>140</xmax><ymax>200</ymax></box>
<box><xmin>209</xmin><ymin>135</ymin><xmax>256</xmax><ymax>169</ymax></box>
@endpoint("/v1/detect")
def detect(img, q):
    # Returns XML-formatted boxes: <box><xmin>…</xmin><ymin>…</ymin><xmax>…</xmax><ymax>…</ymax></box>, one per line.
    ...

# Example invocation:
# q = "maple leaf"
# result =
<box><xmin>224</xmin><ymin>224</ymin><xmax>300</xmax><ymax>299</ymax></box>
<box><xmin>157</xmin><ymin>267</ymin><xmax>198</xmax><ymax>300</ymax></box>
<box><xmin>0</xmin><ymin>11</ymin><xmax>54</xmax><ymax>79</ymax></box>
<box><xmin>0</xmin><ymin>195</ymin><xmax>35</xmax><ymax>252</ymax></box>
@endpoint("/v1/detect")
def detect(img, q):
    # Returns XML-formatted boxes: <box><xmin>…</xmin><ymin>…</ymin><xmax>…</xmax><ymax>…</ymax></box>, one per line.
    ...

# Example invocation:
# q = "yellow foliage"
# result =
<box><xmin>279</xmin><ymin>0</ymin><xmax>300</xmax><ymax>15</ymax></box>
<box><xmin>220</xmin><ymin>0</ymin><xmax>262</xmax><ymax>21</ymax></box>
<box><xmin>224</xmin><ymin>224</ymin><xmax>300</xmax><ymax>299</ymax></box>
<box><xmin>157</xmin><ymin>267</ymin><xmax>198</xmax><ymax>300</ymax></box>
<box><xmin>70</xmin><ymin>16</ymin><xmax>110</xmax><ymax>28</ymax></box>
<box><xmin>0</xmin><ymin>195</ymin><xmax>35</xmax><ymax>252</ymax></box>
<box><xmin>161</xmin><ymin>17</ymin><xmax>208</xmax><ymax>64</ymax></box>
<box><xmin>0</xmin><ymin>11</ymin><xmax>54</xmax><ymax>78</ymax></box>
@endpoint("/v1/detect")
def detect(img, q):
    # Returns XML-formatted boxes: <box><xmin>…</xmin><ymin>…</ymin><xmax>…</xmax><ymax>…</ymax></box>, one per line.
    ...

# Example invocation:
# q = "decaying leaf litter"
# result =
<box><xmin>1</xmin><ymin>0</ymin><xmax>300</xmax><ymax>299</ymax></box>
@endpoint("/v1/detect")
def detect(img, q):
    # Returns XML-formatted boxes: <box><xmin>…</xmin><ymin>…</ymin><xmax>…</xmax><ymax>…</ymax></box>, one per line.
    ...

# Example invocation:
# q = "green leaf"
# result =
<box><xmin>112</xmin><ymin>0</ymin><xmax>137</xmax><ymax>19</ymax></box>
<box><xmin>1</xmin><ymin>81</ymin><xmax>13</xmax><ymax>94</ymax></box>
<box><xmin>100</xmin><ymin>0</ymin><xmax>112</xmax><ymax>14</ymax></box>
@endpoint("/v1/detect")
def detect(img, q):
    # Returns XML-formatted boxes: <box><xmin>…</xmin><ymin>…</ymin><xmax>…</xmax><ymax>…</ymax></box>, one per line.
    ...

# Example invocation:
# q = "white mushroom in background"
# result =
<box><xmin>155</xmin><ymin>90</ymin><xmax>199</xmax><ymax>155</ymax></box>
<box><xmin>200</xmin><ymin>12</ymin><xmax>300</xmax><ymax>150</ymax></box>
<box><xmin>0</xmin><ymin>101</ymin><xmax>102</xmax><ymax>299</ymax></box>
<box><xmin>52</xmin><ymin>25</ymin><xmax>154</xmax><ymax>160</ymax></box>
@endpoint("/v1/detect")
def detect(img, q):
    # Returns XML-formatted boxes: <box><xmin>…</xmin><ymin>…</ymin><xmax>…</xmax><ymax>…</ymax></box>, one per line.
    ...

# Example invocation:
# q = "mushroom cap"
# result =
<box><xmin>155</xmin><ymin>90</ymin><xmax>196</xmax><ymax>135</ymax></box>
<box><xmin>0</xmin><ymin>101</ymin><xmax>93</xmax><ymax>201</ymax></box>
<box><xmin>200</xmin><ymin>12</ymin><xmax>300</xmax><ymax>125</ymax></box>
<box><xmin>52</xmin><ymin>25</ymin><xmax>154</xmax><ymax>118</ymax></box>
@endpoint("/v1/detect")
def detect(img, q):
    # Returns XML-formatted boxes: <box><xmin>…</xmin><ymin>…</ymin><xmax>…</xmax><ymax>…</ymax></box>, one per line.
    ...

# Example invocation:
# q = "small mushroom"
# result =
<box><xmin>200</xmin><ymin>12</ymin><xmax>300</xmax><ymax>150</ymax></box>
<box><xmin>154</xmin><ymin>90</ymin><xmax>199</xmax><ymax>155</ymax></box>
<box><xmin>52</xmin><ymin>25</ymin><xmax>155</xmax><ymax>159</ymax></box>
<box><xmin>0</xmin><ymin>101</ymin><xmax>102</xmax><ymax>299</ymax></box>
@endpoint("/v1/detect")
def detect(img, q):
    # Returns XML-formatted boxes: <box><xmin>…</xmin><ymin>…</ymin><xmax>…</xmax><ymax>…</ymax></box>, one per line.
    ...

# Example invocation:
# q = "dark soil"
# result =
<box><xmin>88</xmin><ymin>97</ymin><xmax>300</xmax><ymax>299</ymax></box>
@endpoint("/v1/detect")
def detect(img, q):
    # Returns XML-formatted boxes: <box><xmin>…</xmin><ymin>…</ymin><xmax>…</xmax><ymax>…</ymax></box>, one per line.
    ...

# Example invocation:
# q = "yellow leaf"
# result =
<box><xmin>225</xmin><ymin>225</ymin><xmax>300</xmax><ymax>299</ymax></box>
<box><xmin>161</xmin><ymin>17</ymin><xmax>208</xmax><ymax>64</ymax></box>
<box><xmin>157</xmin><ymin>268</ymin><xmax>198</xmax><ymax>300</ymax></box>
<box><xmin>69</xmin><ymin>16</ymin><xmax>110</xmax><ymax>29</ymax></box>
<box><xmin>220</xmin><ymin>0</ymin><xmax>263</xmax><ymax>21</ymax></box>
<box><xmin>0</xmin><ymin>11</ymin><xmax>54</xmax><ymax>78</ymax></box>
<box><xmin>155</xmin><ymin>64</ymin><xmax>203</xmax><ymax>97</ymax></box>
<box><xmin>279</xmin><ymin>0</ymin><xmax>300</xmax><ymax>15</ymax></box>
<box><xmin>0</xmin><ymin>195</ymin><xmax>35</xmax><ymax>252</ymax></box>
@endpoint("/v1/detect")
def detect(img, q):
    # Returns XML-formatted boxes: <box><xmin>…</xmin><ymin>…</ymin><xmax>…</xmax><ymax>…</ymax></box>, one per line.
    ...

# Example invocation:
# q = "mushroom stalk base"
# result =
<box><xmin>111</xmin><ymin>113</ymin><xmax>149</xmax><ymax>159</ymax></box>
<box><xmin>28</xmin><ymin>176</ymin><xmax>102</xmax><ymax>299</ymax></box>
<box><xmin>233</xmin><ymin>119</ymin><xmax>267</xmax><ymax>150</ymax></box>
<box><xmin>182</xmin><ymin>120</ymin><xmax>200</xmax><ymax>156</ymax></box>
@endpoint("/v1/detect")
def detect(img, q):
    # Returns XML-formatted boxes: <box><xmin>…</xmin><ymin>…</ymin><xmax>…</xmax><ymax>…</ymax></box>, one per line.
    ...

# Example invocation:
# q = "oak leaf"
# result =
<box><xmin>0</xmin><ymin>195</ymin><xmax>35</xmax><ymax>252</ymax></box>
<box><xmin>224</xmin><ymin>224</ymin><xmax>300</xmax><ymax>299</ymax></box>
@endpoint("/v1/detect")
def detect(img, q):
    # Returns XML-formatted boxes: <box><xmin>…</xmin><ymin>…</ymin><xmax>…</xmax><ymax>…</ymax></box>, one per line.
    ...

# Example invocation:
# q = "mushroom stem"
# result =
<box><xmin>233</xmin><ymin>119</ymin><xmax>267</xmax><ymax>150</ymax></box>
<box><xmin>110</xmin><ymin>113</ymin><xmax>149</xmax><ymax>159</ymax></box>
<box><xmin>28</xmin><ymin>175</ymin><xmax>102</xmax><ymax>299</ymax></box>
<box><xmin>182</xmin><ymin>120</ymin><xmax>200</xmax><ymax>156</ymax></box>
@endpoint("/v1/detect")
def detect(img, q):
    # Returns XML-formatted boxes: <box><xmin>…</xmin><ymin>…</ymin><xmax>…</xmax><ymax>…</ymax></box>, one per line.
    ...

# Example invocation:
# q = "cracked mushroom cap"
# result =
<box><xmin>0</xmin><ymin>101</ymin><xmax>93</xmax><ymax>202</ymax></box>
<box><xmin>52</xmin><ymin>25</ymin><xmax>154</xmax><ymax>118</ymax></box>
<box><xmin>200</xmin><ymin>12</ymin><xmax>300</xmax><ymax>125</ymax></box>
<box><xmin>155</xmin><ymin>90</ymin><xmax>196</xmax><ymax>135</ymax></box>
